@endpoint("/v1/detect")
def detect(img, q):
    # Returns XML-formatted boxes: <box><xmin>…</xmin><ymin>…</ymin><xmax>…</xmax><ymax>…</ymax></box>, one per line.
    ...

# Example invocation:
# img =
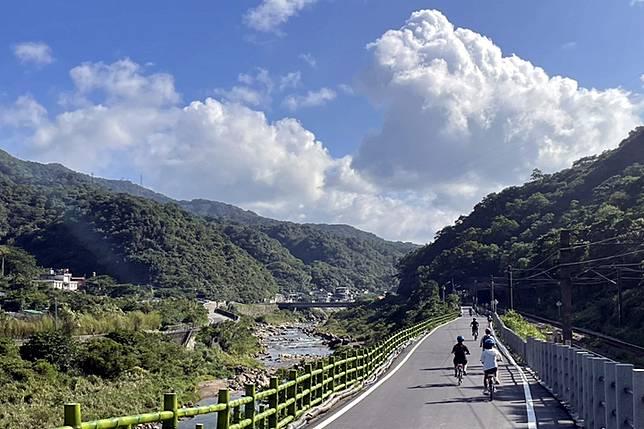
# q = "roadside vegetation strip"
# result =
<box><xmin>52</xmin><ymin>311</ymin><xmax>460</xmax><ymax>429</ymax></box>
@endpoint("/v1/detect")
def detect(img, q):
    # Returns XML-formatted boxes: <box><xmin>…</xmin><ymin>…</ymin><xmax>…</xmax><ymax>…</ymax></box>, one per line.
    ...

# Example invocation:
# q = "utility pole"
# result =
<box><xmin>490</xmin><ymin>275</ymin><xmax>495</xmax><ymax>313</ymax></box>
<box><xmin>617</xmin><ymin>267</ymin><xmax>622</xmax><ymax>328</ymax></box>
<box><xmin>559</xmin><ymin>229</ymin><xmax>573</xmax><ymax>345</ymax></box>
<box><xmin>0</xmin><ymin>251</ymin><xmax>5</xmax><ymax>277</ymax></box>
<box><xmin>507</xmin><ymin>265</ymin><xmax>514</xmax><ymax>310</ymax></box>
<box><xmin>473</xmin><ymin>280</ymin><xmax>478</xmax><ymax>308</ymax></box>
<box><xmin>54</xmin><ymin>298</ymin><xmax>59</xmax><ymax>330</ymax></box>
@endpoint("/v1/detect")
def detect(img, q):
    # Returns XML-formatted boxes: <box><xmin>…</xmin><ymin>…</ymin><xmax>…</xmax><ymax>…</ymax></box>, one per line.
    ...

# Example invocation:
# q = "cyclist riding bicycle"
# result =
<box><xmin>470</xmin><ymin>318</ymin><xmax>479</xmax><ymax>337</ymax></box>
<box><xmin>480</xmin><ymin>338</ymin><xmax>502</xmax><ymax>394</ymax></box>
<box><xmin>451</xmin><ymin>335</ymin><xmax>470</xmax><ymax>377</ymax></box>
<box><xmin>479</xmin><ymin>328</ymin><xmax>494</xmax><ymax>348</ymax></box>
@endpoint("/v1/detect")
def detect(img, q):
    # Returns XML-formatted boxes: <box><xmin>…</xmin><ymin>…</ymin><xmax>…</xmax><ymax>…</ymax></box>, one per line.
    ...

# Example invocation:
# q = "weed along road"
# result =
<box><xmin>306</xmin><ymin>311</ymin><xmax>575</xmax><ymax>429</ymax></box>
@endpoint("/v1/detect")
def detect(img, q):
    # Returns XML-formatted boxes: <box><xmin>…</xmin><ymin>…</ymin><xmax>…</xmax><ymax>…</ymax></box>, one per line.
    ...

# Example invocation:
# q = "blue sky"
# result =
<box><xmin>1</xmin><ymin>1</ymin><xmax>643</xmax><ymax>242</ymax></box>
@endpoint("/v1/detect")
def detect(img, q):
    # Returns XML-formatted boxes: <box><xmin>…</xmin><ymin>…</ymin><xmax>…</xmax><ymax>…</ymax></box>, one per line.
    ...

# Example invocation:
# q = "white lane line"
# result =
<box><xmin>308</xmin><ymin>317</ymin><xmax>458</xmax><ymax>429</ymax></box>
<box><xmin>495</xmin><ymin>338</ymin><xmax>537</xmax><ymax>429</ymax></box>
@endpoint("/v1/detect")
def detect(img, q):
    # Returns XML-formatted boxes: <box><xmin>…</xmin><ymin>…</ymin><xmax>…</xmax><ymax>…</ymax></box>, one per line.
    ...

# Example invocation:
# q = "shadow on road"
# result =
<box><xmin>408</xmin><ymin>383</ymin><xmax>454</xmax><ymax>389</ymax></box>
<box><xmin>425</xmin><ymin>397</ymin><xmax>491</xmax><ymax>404</ymax></box>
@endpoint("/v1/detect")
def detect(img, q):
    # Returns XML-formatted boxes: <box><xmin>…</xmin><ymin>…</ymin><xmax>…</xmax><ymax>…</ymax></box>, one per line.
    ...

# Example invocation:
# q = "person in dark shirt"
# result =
<box><xmin>451</xmin><ymin>335</ymin><xmax>470</xmax><ymax>376</ymax></box>
<box><xmin>480</xmin><ymin>328</ymin><xmax>494</xmax><ymax>348</ymax></box>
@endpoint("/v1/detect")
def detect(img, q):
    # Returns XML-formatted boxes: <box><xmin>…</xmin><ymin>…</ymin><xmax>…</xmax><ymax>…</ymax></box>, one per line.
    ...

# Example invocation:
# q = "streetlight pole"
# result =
<box><xmin>559</xmin><ymin>230</ymin><xmax>573</xmax><ymax>345</ymax></box>
<box><xmin>0</xmin><ymin>248</ymin><xmax>5</xmax><ymax>277</ymax></box>
<box><xmin>507</xmin><ymin>265</ymin><xmax>514</xmax><ymax>310</ymax></box>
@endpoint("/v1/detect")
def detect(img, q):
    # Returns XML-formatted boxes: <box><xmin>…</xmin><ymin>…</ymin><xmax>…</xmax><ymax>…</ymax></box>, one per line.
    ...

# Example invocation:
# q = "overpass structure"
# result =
<box><xmin>276</xmin><ymin>301</ymin><xmax>362</xmax><ymax>309</ymax></box>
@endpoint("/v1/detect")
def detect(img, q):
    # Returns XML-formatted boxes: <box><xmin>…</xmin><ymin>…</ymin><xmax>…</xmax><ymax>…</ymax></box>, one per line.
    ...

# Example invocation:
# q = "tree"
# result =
<box><xmin>19</xmin><ymin>331</ymin><xmax>78</xmax><ymax>372</ymax></box>
<box><xmin>530</xmin><ymin>168</ymin><xmax>544</xmax><ymax>181</ymax></box>
<box><xmin>80</xmin><ymin>337</ymin><xmax>137</xmax><ymax>378</ymax></box>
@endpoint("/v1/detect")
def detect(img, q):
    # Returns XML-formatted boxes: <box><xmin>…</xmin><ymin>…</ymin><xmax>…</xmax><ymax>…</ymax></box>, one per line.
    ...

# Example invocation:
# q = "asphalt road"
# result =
<box><xmin>307</xmin><ymin>310</ymin><xmax>575</xmax><ymax>429</ymax></box>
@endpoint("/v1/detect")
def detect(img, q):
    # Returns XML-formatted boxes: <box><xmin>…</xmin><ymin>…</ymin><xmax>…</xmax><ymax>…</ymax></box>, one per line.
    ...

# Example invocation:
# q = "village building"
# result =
<box><xmin>38</xmin><ymin>268</ymin><xmax>85</xmax><ymax>291</ymax></box>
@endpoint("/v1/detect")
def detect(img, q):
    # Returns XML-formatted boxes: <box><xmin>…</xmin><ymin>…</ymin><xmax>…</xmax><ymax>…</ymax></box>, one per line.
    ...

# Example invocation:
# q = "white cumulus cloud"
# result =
<box><xmin>2</xmin><ymin>10</ymin><xmax>643</xmax><ymax>243</ymax></box>
<box><xmin>1</xmin><ymin>58</ymin><xmax>446</xmax><ymax>242</ymax></box>
<box><xmin>244</xmin><ymin>0</ymin><xmax>318</xmax><ymax>33</ymax></box>
<box><xmin>353</xmin><ymin>9</ymin><xmax>641</xmax><ymax>216</ymax></box>
<box><xmin>12</xmin><ymin>42</ymin><xmax>54</xmax><ymax>65</ymax></box>
<box><xmin>283</xmin><ymin>87</ymin><xmax>336</xmax><ymax>110</ymax></box>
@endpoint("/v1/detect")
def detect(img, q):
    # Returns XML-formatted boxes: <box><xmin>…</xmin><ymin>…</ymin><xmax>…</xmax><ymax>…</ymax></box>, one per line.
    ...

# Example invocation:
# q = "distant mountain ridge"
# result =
<box><xmin>0</xmin><ymin>148</ymin><xmax>417</xmax><ymax>300</ymax></box>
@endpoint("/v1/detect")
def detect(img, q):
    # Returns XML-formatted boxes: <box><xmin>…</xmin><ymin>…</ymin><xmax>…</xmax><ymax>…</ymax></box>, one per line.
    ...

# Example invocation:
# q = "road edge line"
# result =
<box><xmin>308</xmin><ymin>316</ymin><xmax>459</xmax><ymax>429</ymax></box>
<box><xmin>495</xmin><ymin>335</ymin><xmax>537</xmax><ymax>429</ymax></box>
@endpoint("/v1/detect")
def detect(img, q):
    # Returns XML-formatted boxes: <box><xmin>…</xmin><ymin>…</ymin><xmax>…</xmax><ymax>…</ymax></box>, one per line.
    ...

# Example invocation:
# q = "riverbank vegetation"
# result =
<box><xmin>0</xmin><ymin>318</ymin><xmax>265</xmax><ymax>428</ymax></box>
<box><xmin>322</xmin><ymin>282</ymin><xmax>460</xmax><ymax>343</ymax></box>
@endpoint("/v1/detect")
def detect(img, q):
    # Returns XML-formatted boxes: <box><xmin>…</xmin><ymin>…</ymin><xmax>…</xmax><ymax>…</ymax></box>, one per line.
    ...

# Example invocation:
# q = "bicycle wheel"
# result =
<box><xmin>489</xmin><ymin>382</ymin><xmax>495</xmax><ymax>400</ymax></box>
<box><xmin>457</xmin><ymin>368</ymin><xmax>463</xmax><ymax>385</ymax></box>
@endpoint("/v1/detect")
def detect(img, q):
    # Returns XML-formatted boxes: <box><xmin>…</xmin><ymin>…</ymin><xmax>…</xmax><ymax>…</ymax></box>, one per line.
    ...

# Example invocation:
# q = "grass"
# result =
<box><xmin>255</xmin><ymin>310</ymin><xmax>305</xmax><ymax>325</ymax></box>
<box><xmin>501</xmin><ymin>310</ymin><xmax>547</xmax><ymax>340</ymax></box>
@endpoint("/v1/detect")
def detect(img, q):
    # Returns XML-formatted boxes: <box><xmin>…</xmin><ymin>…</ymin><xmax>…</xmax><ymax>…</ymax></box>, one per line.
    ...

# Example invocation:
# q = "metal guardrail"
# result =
<box><xmin>490</xmin><ymin>311</ymin><xmax>644</xmax><ymax>429</ymax></box>
<box><xmin>53</xmin><ymin>311</ymin><xmax>459</xmax><ymax>429</ymax></box>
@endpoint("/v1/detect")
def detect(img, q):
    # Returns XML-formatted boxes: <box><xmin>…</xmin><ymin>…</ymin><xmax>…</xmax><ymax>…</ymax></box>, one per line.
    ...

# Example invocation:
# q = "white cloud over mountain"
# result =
<box><xmin>12</xmin><ymin>42</ymin><xmax>53</xmax><ymax>65</ymax></box>
<box><xmin>353</xmin><ymin>10</ymin><xmax>641</xmax><ymax>215</ymax></box>
<box><xmin>244</xmin><ymin>0</ymin><xmax>318</xmax><ymax>33</ymax></box>
<box><xmin>1</xmin><ymin>10</ymin><xmax>642</xmax><ymax>243</ymax></box>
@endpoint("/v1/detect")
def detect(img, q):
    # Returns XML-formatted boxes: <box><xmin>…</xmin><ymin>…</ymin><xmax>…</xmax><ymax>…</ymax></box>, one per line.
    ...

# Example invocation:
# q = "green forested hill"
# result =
<box><xmin>0</xmin><ymin>164</ymin><xmax>277</xmax><ymax>301</ymax></box>
<box><xmin>0</xmin><ymin>149</ymin><xmax>414</xmax><ymax>300</ymax></box>
<box><xmin>397</xmin><ymin>127</ymin><xmax>644</xmax><ymax>344</ymax></box>
<box><xmin>99</xmin><ymin>172</ymin><xmax>418</xmax><ymax>294</ymax></box>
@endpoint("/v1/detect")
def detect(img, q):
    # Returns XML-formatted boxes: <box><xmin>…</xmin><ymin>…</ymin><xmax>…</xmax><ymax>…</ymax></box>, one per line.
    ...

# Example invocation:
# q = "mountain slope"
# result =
<box><xmin>0</xmin><ymin>149</ymin><xmax>416</xmax><ymax>298</ymax></box>
<box><xmin>396</xmin><ymin>127</ymin><xmax>644</xmax><ymax>344</ymax></box>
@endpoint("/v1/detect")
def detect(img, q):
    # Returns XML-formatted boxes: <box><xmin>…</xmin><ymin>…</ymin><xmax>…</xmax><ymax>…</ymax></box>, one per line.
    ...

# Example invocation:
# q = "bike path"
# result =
<box><xmin>306</xmin><ymin>311</ymin><xmax>575</xmax><ymax>428</ymax></box>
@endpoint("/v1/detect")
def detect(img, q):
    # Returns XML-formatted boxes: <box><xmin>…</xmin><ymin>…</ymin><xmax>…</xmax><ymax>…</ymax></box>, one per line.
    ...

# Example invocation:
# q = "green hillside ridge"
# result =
<box><xmin>0</xmin><ymin>149</ymin><xmax>414</xmax><ymax>300</ymax></box>
<box><xmin>396</xmin><ymin>127</ymin><xmax>644</xmax><ymax>345</ymax></box>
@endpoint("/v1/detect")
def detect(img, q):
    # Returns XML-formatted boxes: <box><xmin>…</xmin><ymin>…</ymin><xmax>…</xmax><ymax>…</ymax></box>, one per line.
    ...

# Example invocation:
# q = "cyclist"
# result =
<box><xmin>470</xmin><ymin>318</ymin><xmax>479</xmax><ymax>338</ymax></box>
<box><xmin>479</xmin><ymin>328</ymin><xmax>494</xmax><ymax>348</ymax></box>
<box><xmin>487</xmin><ymin>314</ymin><xmax>493</xmax><ymax>327</ymax></box>
<box><xmin>480</xmin><ymin>338</ymin><xmax>502</xmax><ymax>394</ymax></box>
<box><xmin>451</xmin><ymin>335</ymin><xmax>470</xmax><ymax>377</ymax></box>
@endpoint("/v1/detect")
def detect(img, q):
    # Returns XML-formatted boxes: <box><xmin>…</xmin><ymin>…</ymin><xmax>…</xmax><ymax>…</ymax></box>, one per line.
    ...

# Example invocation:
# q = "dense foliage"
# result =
<box><xmin>0</xmin><ymin>328</ymin><xmax>246</xmax><ymax>428</ymax></box>
<box><xmin>396</xmin><ymin>127</ymin><xmax>644</xmax><ymax>345</ymax></box>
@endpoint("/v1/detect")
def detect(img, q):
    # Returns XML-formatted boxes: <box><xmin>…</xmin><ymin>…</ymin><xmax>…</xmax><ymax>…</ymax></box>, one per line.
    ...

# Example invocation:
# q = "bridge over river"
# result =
<box><xmin>276</xmin><ymin>301</ymin><xmax>361</xmax><ymax>310</ymax></box>
<box><xmin>304</xmin><ymin>311</ymin><xmax>574</xmax><ymax>429</ymax></box>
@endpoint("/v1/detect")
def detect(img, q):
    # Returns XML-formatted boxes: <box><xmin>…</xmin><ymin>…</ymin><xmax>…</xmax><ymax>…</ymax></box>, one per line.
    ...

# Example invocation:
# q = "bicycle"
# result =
<box><xmin>472</xmin><ymin>328</ymin><xmax>478</xmax><ymax>341</ymax></box>
<box><xmin>485</xmin><ymin>372</ymin><xmax>496</xmax><ymax>400</ymax></box>
<box><xmin>456</xmin><ymin>364</ymin><xmax>464</xmax><ymax>385</ymax></box>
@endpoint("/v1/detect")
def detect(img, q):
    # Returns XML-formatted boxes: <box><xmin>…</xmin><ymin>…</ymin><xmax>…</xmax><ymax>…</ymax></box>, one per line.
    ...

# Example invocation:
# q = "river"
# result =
<box><xmin>178</xmin><ymin>324</ymin><xmax>332</xmax><ymax>428</ymax></box>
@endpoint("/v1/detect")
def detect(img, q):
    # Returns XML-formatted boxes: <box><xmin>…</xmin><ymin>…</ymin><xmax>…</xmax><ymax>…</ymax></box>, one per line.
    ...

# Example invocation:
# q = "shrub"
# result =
<box><xmin>501</xmin><ymin>310</ymin><xmax>546</xmax><ymax>340</ymax></box>
<box><xmin>80</xmin><ymin>337</ymin><xmax>137</xmax><ymax>379</ymax></box>
<box><xmin>19</xmin><ymin>331</ymin><xmax>78</xmax><ymax>372</ymax></box>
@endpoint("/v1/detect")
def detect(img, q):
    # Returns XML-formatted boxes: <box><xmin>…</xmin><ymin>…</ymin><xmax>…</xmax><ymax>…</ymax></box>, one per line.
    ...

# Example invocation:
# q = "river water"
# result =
<box><xmin>178</xmin><ymin>324</ymin><xmax>332</xmax><ymax>428</ymax></box>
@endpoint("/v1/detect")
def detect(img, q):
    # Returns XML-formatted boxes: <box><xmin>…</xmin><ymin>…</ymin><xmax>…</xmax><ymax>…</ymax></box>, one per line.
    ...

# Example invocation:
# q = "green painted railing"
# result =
<box><xmin>54</xmin><ymin>311</ymin><xmax>458</xmax><ymax>429</ymax></box>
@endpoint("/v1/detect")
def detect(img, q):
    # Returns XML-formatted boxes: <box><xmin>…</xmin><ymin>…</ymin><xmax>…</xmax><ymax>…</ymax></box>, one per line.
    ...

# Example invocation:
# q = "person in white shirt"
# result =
<box><xmin>480</xmin><ymin>338</ymin><xmax>502</xmax><ymax>393</ymax></box>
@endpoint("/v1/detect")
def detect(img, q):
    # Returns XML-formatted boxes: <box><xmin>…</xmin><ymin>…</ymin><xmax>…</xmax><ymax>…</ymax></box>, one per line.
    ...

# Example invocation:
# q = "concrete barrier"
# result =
<box><xmin>491</xmin><ymin>312</ymin><xmax>643</xmax><ymax>429</ymax></box>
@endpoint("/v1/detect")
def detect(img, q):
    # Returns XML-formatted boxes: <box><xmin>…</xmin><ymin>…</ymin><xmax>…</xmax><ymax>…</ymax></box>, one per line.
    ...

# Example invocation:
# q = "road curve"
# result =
<box><xmin>306</xmin><ymin>310</ymin><xmax>575</xmax><ymax>429</ymax></box>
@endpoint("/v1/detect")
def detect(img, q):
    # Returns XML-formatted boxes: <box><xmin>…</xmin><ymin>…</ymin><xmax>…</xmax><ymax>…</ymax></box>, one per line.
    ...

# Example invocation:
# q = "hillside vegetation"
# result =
<box><xmin>396</xmin><ymin>127</ymin><xmax>644</xmax><ymax>345</ymax></box>
<box><xmin>0</xmin><ymin>148</ymin><xmax>415</xmax><ymax>301</ymax></box>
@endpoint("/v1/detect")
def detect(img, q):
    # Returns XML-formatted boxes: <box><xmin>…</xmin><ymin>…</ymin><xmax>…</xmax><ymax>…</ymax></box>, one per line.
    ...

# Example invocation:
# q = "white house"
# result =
<box><xmin>38</xmin><ymin>269</ymin><xmax>85</xmax><ymax>291</ymax></box>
